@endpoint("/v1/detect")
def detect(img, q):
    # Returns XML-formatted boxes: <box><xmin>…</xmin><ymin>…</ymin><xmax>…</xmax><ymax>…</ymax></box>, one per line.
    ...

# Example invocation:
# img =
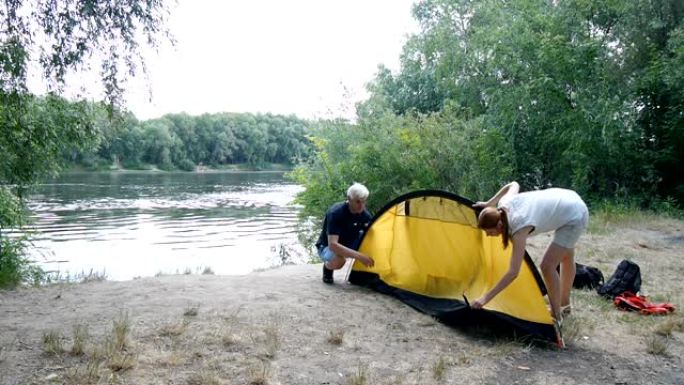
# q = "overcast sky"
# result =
<box><xmin>121</xmin><ymin>0</ymin><xmax>418</xmax><ymax>121</ymax></box>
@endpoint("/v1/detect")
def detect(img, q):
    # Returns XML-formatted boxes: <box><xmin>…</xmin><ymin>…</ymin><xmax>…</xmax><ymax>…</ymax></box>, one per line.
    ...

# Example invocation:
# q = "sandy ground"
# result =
<box><xmin>1</xmin><ymin>215</ymin><xmax>683</xmax><ymax>385</ymax></box>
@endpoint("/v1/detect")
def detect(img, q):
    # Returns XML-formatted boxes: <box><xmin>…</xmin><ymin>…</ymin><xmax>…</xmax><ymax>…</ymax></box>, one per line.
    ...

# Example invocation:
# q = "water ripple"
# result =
<box><xmin>19</xmin><ymin>172</ymin><xmax>309</xmax><ymax>280</ymax></box>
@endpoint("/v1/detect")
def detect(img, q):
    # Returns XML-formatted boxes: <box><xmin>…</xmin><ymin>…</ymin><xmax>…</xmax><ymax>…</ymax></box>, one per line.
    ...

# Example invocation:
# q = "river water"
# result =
<box><xmin>20</xmin><ymin>171</ymin><xmax>308</xmax><ymax>281</ymax></box>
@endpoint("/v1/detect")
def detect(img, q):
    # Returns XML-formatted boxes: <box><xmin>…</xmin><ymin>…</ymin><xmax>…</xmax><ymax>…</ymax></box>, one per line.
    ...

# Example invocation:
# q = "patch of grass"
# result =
<box><xmin>42</xmin><ymin>269</ymin><xmax>107</xmax><ymax>285</ymax></box>
<box><xmin>64</xmin><ymin>359</ymin><xmax>101</xmax><ymax>385</ymax></box>
<box><xmin>431</xmin><ymin>356</ymin><xmax>448</xmax><ymax>381</ymax></box>
<box><xmin>653</xmin><ymin>317</ymin><xmax>684</xmax><ymax>337</ymax></box>
<box><xmin>587</xmin><ymin>202</ymin><xmax>682</xmax><ymax>235</ymax></box>
<box><xmin>107</xmin><ymin>351</ymin><xmax>136</xmax><ymax>372</ymax></box>
<box><xmin>187</xmin><ymin>369</ymin><xmax>224</xmax><ymax>385</ymax></box>
<box><xmin>382</xmin><ymin>377</ymin><xmax>404</xmax><ymax>385</ymax></box>
<box><xmin>222</xmin><ymin>331</ymin><xmax>238</xmax><ymax>347</ymax></box>
<box><xmin>71</xmin><ymin>324</ymin><xmax>88</xmax><ymax>356</ymax></box>
<box><xmin>112</xmin><ymin>312</ymin><xmax>131</xmax><ymax>351</ymax></box>
<box><xmin>257</xmin><ymin>311</ymin><xmax>283</xmax><ymax>359</ymax></box>
<box><xmin>42</xmin><ymin>330</ymin><xmax>64</xmax><ymax>355</ymax></box>
<box><xmin>155</xmin><ymin>351</ymin><xmax>186</xmax><ymax>367</ymax></box>
<box><xmin>327</xmin><ymin>330</ymin><xmax>345</xmax><ymax>345</ymax></box>
<box><xmin>97</xmin><ymin>312</ymin><xmax>137</xmax><ymax>373</ymax></box>
<box><xmin>184</xmin><ymin>304</ymin><xmax>200</xmax><ymax>317</ymax></box>
<box><xmin>454</xmin><ymin>350</ymin><xmax>472</xmax><ymax>366</ymax></box>
<box><xmin>220</xmin><ymin>308</ymin><xmax>242</xmax><ymax>347</ymax></box>
<box><xmin>156</xmin><ymin>266</ymin><xmax>217</xmax><ymax>276</ymax></box>
<box><xmin>489</xmin><ymin>339</ymin><xmax>522</xmax><ymax>356</ymax></box>
<box><xmin>160</xmin><ymin>320</ymin><xmax>189</xmax><ymax>337</ymax></box>
<box><xmin>644</xmin><ymin>334</ymin><xmax>669</xmax><ymax>356</ymax></box>
<box><xmin>346</xmin><ymin>363</ymin><xmax>369</xmax><ymax>385</ymax></box>
<box><xmin>560</xmin><ymin>315</ymin><xmax>584</xmax><ymax>344</ymax></box>
<box><xmin>263</xmin><ymin>324</ymin><xmax>281</xmax><ymax>359</ymax></box>
<box><xmin>573</xmin><ymin>290</ymin><xmax>614</xmax><ymax>314</ymax></box>
<box><xmin>78</xmin><ymin>269</ymin><xmax>108</xmax><ymax>283</ymax></box>
<box><xmin>108</xmin><ymin>373</ymin><xmax>124</xmax><ymax>385</ymax></box>
<box><xmin>90</xmin><ymin>344</ymin><xmax>107</xmax><ymax>363</ymax></box>
<box><xmin>615</xmin><ymin>311</ymin><xmax>668</xmax><ymax>336</ymax></box>
<box><xmin>248</xmin><ymin>361</ymin><xmax>270</xmax><ymax>385</ymax></box>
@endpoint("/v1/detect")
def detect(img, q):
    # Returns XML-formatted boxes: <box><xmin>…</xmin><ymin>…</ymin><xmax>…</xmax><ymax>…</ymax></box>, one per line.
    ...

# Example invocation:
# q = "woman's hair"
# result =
<box><xmin>477</xmin><ymin>207</ymin><xmax>510</xmax><ymax>248</ymax></box>
<box><xmin>347</xmin><ymin>183</ymin><xmax>369</xmax><ymax>200</ymax></box>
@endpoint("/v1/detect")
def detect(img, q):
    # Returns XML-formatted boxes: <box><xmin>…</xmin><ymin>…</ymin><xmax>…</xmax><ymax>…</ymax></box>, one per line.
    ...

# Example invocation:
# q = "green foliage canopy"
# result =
<box><xmin>295</xmin><ymin>0</ymin><xmax>684</xmax><ymax>225</ymax></box>
<box><xmin>1</xmin><ymin>0</ymin><xmax>171</xmax><ymax>287</ymax></box>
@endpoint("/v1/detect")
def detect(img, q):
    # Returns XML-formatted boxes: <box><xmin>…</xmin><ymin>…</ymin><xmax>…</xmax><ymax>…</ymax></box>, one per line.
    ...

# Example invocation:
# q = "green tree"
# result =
<box><xmin>0</xmin><ymin>0</ymin><xmax>171</xmax><ymax>287</ymax></box>
<box><xmin>353</xmin><ymin>0</ymin><xmax>683</xmax><ymax>205</ymax></box>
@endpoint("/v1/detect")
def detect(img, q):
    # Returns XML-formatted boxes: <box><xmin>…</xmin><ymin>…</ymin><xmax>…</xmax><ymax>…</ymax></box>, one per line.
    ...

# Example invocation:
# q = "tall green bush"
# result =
<box><xmin>0</xmin><ymin>187</ymin><xmax>44</xmax><ymax>288</ymax></box>
<box><xmin>290</xmin><ymin>105</ymin><xmax>515</xmax><ymax>230</ymax></box>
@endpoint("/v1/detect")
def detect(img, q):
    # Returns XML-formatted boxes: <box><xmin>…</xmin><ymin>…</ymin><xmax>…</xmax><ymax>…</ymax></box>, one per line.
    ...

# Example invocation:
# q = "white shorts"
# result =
<box><xmin>552</xmin><ymin>208</ymin><xmax>589</xmax><ymax>249</ymax></box>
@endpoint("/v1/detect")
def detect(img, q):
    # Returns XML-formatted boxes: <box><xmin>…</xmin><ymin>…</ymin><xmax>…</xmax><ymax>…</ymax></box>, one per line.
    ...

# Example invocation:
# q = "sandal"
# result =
<box><xmin>561</xmin><ymin>305</ymin><xmax>572</xmax><ymax>316</ymax></box>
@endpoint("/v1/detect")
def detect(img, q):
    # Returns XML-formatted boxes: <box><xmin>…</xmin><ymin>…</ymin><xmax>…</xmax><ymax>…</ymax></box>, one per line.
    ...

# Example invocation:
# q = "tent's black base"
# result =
<box><xmin>349</xmin><ymin>271</ymin><xmax>558</xmax><ymax>344</ymax></box>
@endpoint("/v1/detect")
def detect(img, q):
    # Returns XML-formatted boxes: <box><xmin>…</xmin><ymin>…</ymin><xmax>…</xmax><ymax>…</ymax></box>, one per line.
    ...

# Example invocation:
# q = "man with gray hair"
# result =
<box><xmin>315</xmin><ymin>183</ymin><xmax>375</xmax><ymax>284</ymax></box>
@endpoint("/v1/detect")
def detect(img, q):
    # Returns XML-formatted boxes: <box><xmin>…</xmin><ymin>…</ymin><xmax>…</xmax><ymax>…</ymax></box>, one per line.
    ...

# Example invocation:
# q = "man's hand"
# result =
<box><xmin>356</xmin><ymin>253</ymin><xmax>374</xmax><ymax>267</ymax></box>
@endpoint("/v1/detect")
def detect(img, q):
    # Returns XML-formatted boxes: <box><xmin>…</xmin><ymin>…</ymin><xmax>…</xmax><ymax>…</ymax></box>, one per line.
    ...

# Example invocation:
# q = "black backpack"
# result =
<box><xmin>597</xmin><ymin>260</ymin><xmax>642</xmax><ymax>298</ymax></box>
<box><xmin>573</xmin><ymin>263</ymin><xmax>604</xmax><ymax>290</ymax></box>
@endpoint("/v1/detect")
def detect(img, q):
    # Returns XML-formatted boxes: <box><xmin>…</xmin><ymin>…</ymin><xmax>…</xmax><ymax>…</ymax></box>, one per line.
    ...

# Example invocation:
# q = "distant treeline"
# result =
<box><xmin>67</xmin><ymin>110</ymin><xmax>314</xmax><ymax>171</ymax></box>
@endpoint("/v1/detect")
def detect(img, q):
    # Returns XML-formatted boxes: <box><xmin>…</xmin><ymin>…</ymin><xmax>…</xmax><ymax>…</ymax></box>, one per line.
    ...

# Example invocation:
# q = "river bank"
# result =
<box><xmin>1</xmin><ymin>214</ymin><xmax>683</xmax><ymax>384</ymax></box>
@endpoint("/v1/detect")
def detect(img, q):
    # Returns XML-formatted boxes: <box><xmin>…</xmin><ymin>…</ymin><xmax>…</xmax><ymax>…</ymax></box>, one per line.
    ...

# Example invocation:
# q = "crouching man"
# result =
<box><xmin>315</xmin><ymin>183</ymin><xmax>375</xmax><ymax>284</ymax></box>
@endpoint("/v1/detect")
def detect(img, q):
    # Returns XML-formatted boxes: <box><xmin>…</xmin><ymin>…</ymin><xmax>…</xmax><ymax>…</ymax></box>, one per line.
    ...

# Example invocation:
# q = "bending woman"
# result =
<box><xmin>471</xmin><ymin>181</ymin><xmax>589</xmax><ymax>321</ymax></box>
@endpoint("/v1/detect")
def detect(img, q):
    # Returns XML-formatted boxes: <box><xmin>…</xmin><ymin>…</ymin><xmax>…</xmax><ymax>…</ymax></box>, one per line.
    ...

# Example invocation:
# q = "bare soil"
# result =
<box><xmin>1</xmin><ymin>214</ymin><xmax>683</xmax><ymax>385</ymax></box>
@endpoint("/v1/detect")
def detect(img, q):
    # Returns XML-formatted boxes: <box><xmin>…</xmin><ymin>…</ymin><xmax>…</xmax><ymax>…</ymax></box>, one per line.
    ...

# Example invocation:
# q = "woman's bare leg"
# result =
<box><xmin>540</xmin><ymin>243</ymin><xmax>572</xmax><ymax>320</ymax></box>
<box><xmin>559</xmin><ymin>249</ymin><xmax>576</xmax><ymax>309</ymax></box>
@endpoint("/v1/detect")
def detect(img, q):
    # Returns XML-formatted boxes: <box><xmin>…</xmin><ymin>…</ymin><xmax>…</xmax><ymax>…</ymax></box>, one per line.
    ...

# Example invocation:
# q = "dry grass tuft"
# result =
<box><xmin>455</xmin><ymin>351</ymin><xmax>472</xmax><ymax>366</ymax></box>
<box><xmin>431</xmin><ymin>356</ymin><xmax>448</xmax><ymax>381</ymax></box>
<box><xmin>112</xmin><ymin>312</ymin><xmax>131</xmax><ymax>351</ymax></box>
<box><xmin>160</xmin><ymin>320</ymin><xmax>189</xmax><ymax>337</ymax></box>
<box><xmin>653</xmin><ymin>317</ymin><xmax>684</xmax><ymax>337</ymax></box>
<box><xmin>222</xmin><ymin>332</ymin><xmax>238</xmax><ymax>347</ymax></box>
<box><xmin>64</xmin><ymin>359</ymin><xmax>101</xmax><ymax>385</ymax></box>
<box><xmin>187</xmin><ymin>369</ymin><xmax>225</xmax><ymax>385</ymax></box>
<box><xmin>346</xmin><ymin>363</ymin><xmax>369</xmax><ymax>385</ymax></box>
<box><xmin>560</xmin><ymin>316</ymin><xmax>583</xmax><ymax>344</ymax></box>
<box><xmin>107</xmin><ymin>350</ymin><xmax>136</xmax><ymax>372</ymax></box>
<box><xmin>184</xmin><ymin>304</ymin><xmax>200</xmax><ymax>317</ymax></box>
<box><xmin>248</xmin><ymin>361</ymin><xmax>270</xmax><ymax>385</ymax></box>
<box><xmin>644</xmin><ymin>334</ymin><xmax>670</xmax><ymax>356</ymax></box>
<box><xmin>260</xmin><ymin>312</ymin><xmax>282</xmax><ymax>359</ymax></box>
<box><xmin>382</xmin><ymin>377</ymin><xmax>404</xmax><ymax>385</ymax></box>
<box><xmin>263</xmin><ymin>325</ymin><xmax>280</xmax><ymax>358</ymax></box>
<box><xmin>42</xmin><ymin>330</ymin><xmax>64</xmax><ymax>355</ymax></box>
<box><xmin>71</xmin><ymin>324</ymin><xmax>88</xmax><ymax>356</ymax></box>
<box><xmin>327</xmin><ymin>330</ymin><xmax>345</xmax><ymax>345</ymax></box>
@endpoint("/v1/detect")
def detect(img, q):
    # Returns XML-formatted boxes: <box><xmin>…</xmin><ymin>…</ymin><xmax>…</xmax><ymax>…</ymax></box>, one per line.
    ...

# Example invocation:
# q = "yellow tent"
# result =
<box><xmin>349</xmin><ymin>190</ymin><xmax>562</xmax><ymax>345</ymax></box>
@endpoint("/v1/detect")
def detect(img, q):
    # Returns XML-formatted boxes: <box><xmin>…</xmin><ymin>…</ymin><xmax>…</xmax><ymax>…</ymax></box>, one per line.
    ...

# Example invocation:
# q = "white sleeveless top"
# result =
<box><xmin>498</xmin><ymin>188</ymin><xmax>586</xmax><ymax>236</ymax></box>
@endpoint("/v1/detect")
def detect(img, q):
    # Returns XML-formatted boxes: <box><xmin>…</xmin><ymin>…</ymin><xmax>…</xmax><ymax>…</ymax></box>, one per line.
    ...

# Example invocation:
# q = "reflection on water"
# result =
<box><xmin>18</xmin><ymin>171</ymin><xmax>308</xmax><ymax>281</ymax></box>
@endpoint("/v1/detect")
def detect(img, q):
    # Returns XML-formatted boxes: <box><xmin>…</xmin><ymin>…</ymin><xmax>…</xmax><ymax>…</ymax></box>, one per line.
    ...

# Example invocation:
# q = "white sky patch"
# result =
<box><xmin>120</xmin><ymin>0</ymin><xmax>419</xmax><ymax>121</ymax></box>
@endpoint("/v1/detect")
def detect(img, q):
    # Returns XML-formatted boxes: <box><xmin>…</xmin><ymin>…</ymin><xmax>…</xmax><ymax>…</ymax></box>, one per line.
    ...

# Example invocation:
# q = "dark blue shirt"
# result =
<box><xmin>316</xmin><ymin>201</ymin><xmax>371</xmax><ymax>250</ymax></box>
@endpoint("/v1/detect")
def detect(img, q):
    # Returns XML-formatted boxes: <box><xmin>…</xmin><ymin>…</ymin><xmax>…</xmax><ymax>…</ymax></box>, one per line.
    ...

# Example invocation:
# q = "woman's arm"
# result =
<box><xmin>471</xmin><ymin>226</ymin><xmax>530</xmax><ymax>309</ymax></box>
<box><xmin>474</xmin><ymin>181</ymin><xmax>520</xmax><ymax>209</ymax></box>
